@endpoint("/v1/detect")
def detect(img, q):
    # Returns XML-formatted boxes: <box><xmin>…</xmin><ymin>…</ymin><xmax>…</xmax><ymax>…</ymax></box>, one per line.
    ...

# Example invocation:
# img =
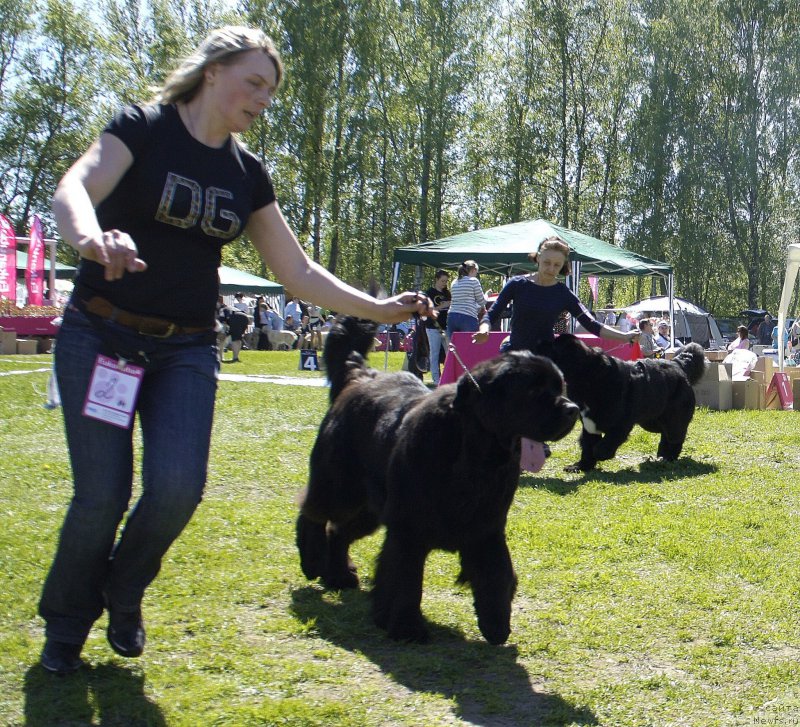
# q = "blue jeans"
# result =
<box><xmin>39</xmin><ymin>304</ymin><xmax>219</xmax><ymax>644</ymax></box>
<box><xmin>446</xmin><ymin>311</ymin><xmax>479</xmax><ymax>338</ymax></box>
<box><xmin>425</xmin><ymin>327</ymin><xmax>446</xmax><ymax>384</ymax></box>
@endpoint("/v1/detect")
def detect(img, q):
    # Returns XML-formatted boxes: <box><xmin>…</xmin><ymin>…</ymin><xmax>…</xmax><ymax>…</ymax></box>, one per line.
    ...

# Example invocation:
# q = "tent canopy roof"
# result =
<box><xmin>218</xmin><ymin>265</ymin><xmax>283</xmax><ymax>295</ymax></box>
<box><xmin>15</xmin><ymin>250</ymin><xmax>76</xmax><ymax>279</ymax></box>
<box><xmin>620</xmin><ymin>296</ymin><xmax>710</xmax><ymax>316</ymax></box>
<box><xmin>393</xmin><ymin>219</ymin><xmax>671</xmax><ymax>277</ymax></box>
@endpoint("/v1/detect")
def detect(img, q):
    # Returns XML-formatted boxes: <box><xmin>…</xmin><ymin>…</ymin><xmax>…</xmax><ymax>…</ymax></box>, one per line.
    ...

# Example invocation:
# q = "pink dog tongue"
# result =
<box><xmin>520</xmin><ymin>438</ymin><xmax>546</xmax><ymax>473</ymax></box>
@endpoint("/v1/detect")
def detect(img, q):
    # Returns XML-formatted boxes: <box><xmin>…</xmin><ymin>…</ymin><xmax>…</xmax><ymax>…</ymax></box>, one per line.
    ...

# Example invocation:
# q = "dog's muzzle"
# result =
<box><xmin>551</xmin><ymin>400</ymin><xmax>580</xmax><ymax>440</ymax></box>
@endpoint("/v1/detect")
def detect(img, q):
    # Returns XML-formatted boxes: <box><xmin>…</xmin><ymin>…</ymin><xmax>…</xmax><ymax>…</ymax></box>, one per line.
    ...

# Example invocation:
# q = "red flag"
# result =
<box><xmin>587</xmin><ymin>275</ymin><xmax>599</xmax><ymax>303</ymax></box>
<box><xmin>0</xmin><ymin>214</ymin><xmax>17</xmax><ymax>304</ymax></box>
<box><xmin>26</xmin><ymin>214</ymin><xmax>45</xmax><ymax>306</ymax></box>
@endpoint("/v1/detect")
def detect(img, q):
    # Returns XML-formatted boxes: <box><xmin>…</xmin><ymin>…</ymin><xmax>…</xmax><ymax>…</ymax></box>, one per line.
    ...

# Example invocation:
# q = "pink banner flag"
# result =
<box><xmin>26</xmin><ymin>214</ymin><xmax>45</xmax><ymax>306</ymax></box>
<box><xmin>0</xmin><ymin>214</ymin><xmax>17</xmax><ymax>304</ymax></box>
<box><xmin>588</xmin><ymin>275</ymin><xmax>599</xmax><ymax>303</ymax></box>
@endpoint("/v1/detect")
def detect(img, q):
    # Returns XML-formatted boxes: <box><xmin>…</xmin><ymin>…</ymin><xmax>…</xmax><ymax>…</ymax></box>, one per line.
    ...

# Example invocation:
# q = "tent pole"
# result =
<box><xmin>667</xmin><ymin>275</ymin><xmax>675</xmax><ymax>347</ymax></box>
<box><xmin>568</xmin><ymin>260</ymin><xmax>581</xmax><ymax>333</ymax></box>
<box><xmin>777</xmin><ymin>244</ymin><xmax>800</xmax><ymax>372</ymax></box>
<box><xmin>390</xmin><ymin>262</ymin><xmax>400</xmax><ymax>295</ymax></box>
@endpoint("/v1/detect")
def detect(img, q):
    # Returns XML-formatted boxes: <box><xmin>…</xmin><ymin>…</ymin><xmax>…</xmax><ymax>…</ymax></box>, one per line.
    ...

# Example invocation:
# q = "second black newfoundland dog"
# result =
<box><xmin>546</xmin><ymin>333</ymin><xmax>706</xmax><ymax>472</ymax></box>
<box><xmin>296</xmin><ymin>316</ymin><xmax>579</xmax><ymax>644</ymax></box>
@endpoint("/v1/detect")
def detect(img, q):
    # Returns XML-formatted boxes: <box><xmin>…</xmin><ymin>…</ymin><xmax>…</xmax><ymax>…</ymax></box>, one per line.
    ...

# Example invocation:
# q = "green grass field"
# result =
<box><xmin>2</xmin><ymin>350</ymin><xmax>800</xmax><ymax>726</ymax></box>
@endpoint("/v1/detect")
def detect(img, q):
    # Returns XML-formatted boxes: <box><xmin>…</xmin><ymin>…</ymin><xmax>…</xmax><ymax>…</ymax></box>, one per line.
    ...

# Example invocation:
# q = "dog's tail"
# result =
<box><xmin>323</xmin><ymin>315</ymin><xmax>379</xmax><ymax>402</ymax></box>
<box><xmin>672</xmin><ymin>342</ymin><xmax>706</xmax><ymax>385</ymax></box>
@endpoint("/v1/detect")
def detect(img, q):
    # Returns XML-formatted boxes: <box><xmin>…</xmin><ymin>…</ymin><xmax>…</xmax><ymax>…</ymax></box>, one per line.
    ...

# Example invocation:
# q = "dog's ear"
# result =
<box><xmin>453</xmin><ymin>373</ymin><xmax>479</xmax><ymax>411</ymax></box>
<box><xmin>538</xmin><ymin>338</ymin><xmax>556</xmax><ymax>359</ymax></box>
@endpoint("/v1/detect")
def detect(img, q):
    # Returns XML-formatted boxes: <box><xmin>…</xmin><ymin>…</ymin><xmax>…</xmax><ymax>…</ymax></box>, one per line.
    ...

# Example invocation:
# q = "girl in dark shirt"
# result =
<box><xmin>473</xmin><ymin>237</ymin><xmax>638</xmax><ymax>352</ymax></box>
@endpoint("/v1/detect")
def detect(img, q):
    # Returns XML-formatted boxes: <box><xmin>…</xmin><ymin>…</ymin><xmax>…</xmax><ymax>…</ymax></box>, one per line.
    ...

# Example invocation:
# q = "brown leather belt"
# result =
<box><xmin>82</xmin><ymin>296</ymin><xmax>212</xmax><ymax>338</ymax></box>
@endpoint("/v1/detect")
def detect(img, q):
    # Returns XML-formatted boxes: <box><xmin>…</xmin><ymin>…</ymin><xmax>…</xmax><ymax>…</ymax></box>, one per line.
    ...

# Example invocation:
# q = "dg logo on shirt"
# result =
<box><xmin>155</xmin><ymin>172</ymin><xmax>241</xmax><ymax>239</ymax></box>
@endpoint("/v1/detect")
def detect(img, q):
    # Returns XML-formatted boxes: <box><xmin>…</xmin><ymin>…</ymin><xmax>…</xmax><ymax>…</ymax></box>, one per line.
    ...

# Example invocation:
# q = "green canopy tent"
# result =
<box><xmin>392</xmin><ymin>218</ymin><xmax>671</xmax><ymax>278</ymax></box>
<box><xmin>15</xmin><ymin>250</ymin><xmax>77</xmax><ymax>279</ymax></box>
<box><xmin>218</xmin><ymin>265</ymin><xmax>284</xmax><ymax>314</ymax></box>
<box><xmin>391</xmin><ymin>218</ymin><xmax>679</xmax><ymax>343</ymax></box>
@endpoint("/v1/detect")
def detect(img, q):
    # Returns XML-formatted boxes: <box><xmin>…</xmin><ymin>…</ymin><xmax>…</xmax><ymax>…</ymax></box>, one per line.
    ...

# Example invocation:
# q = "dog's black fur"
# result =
<box><xmin>545</xmin><ymin>334</ymin><xmax>706</xmax><ymax>472</ymax></box>
<box><xmin>297</xmin><ymin>316</ymin><xmax>579</xmax><ymax>644</ymax></box>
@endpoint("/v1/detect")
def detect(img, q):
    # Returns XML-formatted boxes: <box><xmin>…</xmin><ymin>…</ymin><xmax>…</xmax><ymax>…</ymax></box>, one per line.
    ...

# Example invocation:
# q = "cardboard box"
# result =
<box><xmin>0</xmin><ymin>330</ymin><xmax>17</xmax><ymax>354</ymax></box>
<box><xmin>15</xmin><ymin>338</ymin><xmax>38</xmax><ymax>355</ymax></box>
<box><xmin>704</xmin><ymin>350</ymin><xmax>727</xmax><ymax>362</ymax></box>
<box><xmin>753</xmin><ymin>356</ymin><xmax>774</xmax><ymax>380</ymax></box>
<box><xmin>732</xmin><ymin>379</ymin><xmax>763</xmax><ymax>409</ymax></box>
<box><xmin>792</xmin><ymin>377</ymin><xmax>800</xmax><ymax>404</ymax></box>
<box><xmin>693</xmin><ymin>362</ymin><xmax>733</xmax><ymax>410</ymax></box>
<box><xmin>37</xmin><ymin>337</ymin><xmax>53</xmax><ymax>353</ymax></box>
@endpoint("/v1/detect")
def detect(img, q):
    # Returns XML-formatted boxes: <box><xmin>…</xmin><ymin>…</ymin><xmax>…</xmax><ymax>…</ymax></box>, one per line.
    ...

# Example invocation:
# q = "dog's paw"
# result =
<box><xmin>322</xmin><ymin>569</ymin><xmax>360</xmax><ymax>590</ymax></box>
<box><xmin>387</xmin><ymin>617</ymin><xmax>430</xmax><ymax>644</ymax></box>
<box><xmin>565</xmin><ymin>461</ymin><xmax>594</xmax><ymax>473</ymax></box>
<box><xmin>478</xmin><ymin>620</ymin><xmax>511</xmax><ymax>646</ymax></box>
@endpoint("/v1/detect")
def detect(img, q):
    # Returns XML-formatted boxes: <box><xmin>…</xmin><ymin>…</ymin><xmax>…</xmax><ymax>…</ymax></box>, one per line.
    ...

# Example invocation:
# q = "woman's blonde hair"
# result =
<box><xmin>154</xmin><ymin>26</ymin><xmax>283</xmax><ymax>104</ymax></box>
<box><xmin>529</xmin><ymin>236</ymin><xmax>571</xmax><ymax>276</ymax></box>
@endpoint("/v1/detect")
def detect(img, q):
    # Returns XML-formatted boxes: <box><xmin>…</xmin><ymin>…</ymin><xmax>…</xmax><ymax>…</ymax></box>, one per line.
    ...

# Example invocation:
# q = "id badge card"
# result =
<box><xmin>83</xmin><ymin>354</ymin><xmax>144</xmax><ymax>429</ymax></box>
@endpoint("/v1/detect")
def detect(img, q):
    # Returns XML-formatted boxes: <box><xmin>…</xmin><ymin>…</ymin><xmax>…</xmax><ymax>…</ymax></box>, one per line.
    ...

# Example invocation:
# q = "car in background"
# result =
<box><xmin>738</xmin><ymin>309</ymin><xmax>795</xmax><ymax>346</ymax></box>
<box><xmin>741</xmin><ymin>309</ymin><xmax>772</xmax><ymax>338</ymax></box>
<box><xmin>714</xmin><ymin>317</ymin><xmax>740</xmax><ymax>342</ymax></box>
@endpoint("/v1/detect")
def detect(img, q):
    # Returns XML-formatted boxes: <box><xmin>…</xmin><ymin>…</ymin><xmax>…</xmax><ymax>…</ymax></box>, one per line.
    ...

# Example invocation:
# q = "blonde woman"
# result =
<box><xmin>39</xmin><ymin>26</ymin><xmax>430</xmax><ymax>674</ymax></box>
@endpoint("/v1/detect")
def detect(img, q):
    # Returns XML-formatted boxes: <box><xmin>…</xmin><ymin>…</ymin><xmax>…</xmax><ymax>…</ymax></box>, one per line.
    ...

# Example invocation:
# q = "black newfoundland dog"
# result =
<box><xmin>546</xmin><ymin>334</ymin><xmax>706</xmax><ymax>472</ymax></box>
<box><xmin>296</xmin><ymin>316</ymin><xmax>579</xmax><ymax>644</ymax></box>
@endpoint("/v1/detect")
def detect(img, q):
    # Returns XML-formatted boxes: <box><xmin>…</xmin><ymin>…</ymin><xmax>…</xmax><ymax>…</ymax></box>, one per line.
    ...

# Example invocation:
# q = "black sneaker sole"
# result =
<box><xmin>107</xmin><ymin>634</ymin><xmax>144</xmax><ymax>658</ymax></box>
<box><xmin>41</xmin><ymin>656</ymin><xmax>84</xmax><ymax>675</ymax></box>
<box><xmin>40</xmin><ymin>641</ymin><xmax>85</xmax><ymax>675</ymax></box>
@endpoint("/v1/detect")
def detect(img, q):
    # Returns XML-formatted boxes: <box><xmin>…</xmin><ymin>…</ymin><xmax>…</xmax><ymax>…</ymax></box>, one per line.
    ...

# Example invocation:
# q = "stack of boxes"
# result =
<box><xmin>693</xmin><ymin>354</ymin><xmax>798</xmax><ymax>410</ymax></box>
<box><xmin>0</xmin><ymin>329</ymin><xmax>50</xmax><ymax>354</ymax></box>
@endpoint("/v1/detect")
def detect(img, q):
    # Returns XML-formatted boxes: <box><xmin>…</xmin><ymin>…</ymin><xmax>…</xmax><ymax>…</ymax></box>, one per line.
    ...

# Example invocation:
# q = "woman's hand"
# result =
<box><xmin>77</xmin><ymin>230</ymin><xmax>147</xmax><ymax>281</ymax></box>
<box><xmin>472</xmin><ymin>328</ymin><xmax>490</xmax><ymax>345</ymax></box>
<box><xmin>374</xmin><ymin>292</ymin><xmax>435</xmax><ymax>324</ymax></box>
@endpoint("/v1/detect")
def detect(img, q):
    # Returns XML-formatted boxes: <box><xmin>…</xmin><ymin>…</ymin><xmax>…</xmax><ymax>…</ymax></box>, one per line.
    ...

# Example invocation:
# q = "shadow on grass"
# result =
<box><xmin>290</xmin><ymin>586</ymin><xmax>597</xmax><ymax>726</ymax></box>
<box><xmin>522</xmin><ymin>457</ymin><xmax>718</xmax><ymax>495</ymax></box>
<box><xmin>23</xmin><ymin>661</ymin><xmax>166</xmax><ymax>726</ymax></box>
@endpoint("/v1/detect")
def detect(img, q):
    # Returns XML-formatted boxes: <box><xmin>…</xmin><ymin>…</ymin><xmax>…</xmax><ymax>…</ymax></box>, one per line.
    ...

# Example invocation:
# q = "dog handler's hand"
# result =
<box><xmin>375</xmin><ymin>291</ymin><xmax>434</xmax><ymax>324</ymax></box>
<box><xmin>77</xmin><ymin>230</ymin><xmax>147</xmax><ymax>281</ymax></box>
<box><xmin>472</xmin><ymin>325</ymin><xmax>491</xmax><ymax>345</ymax></box>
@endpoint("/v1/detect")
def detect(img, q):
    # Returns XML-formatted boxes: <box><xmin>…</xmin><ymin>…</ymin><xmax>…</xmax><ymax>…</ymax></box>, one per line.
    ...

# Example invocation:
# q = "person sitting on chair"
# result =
<box><xmin>638</xmin><ymin>319</ymin><xmax>662</xmax><ymax>359</ymax></box>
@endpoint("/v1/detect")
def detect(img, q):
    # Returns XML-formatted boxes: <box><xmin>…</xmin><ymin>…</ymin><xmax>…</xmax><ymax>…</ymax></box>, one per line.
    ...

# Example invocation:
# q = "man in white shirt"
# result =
<box><xmin>233</xmin><ymin>292</ymin><xmax>249</xmax><ymax>313</ymax></box>
<box><xmin>655</xmin><ymin>320</ymin><xmax>671</xmax><ymax>348</ymax></box>
<box><xmin>285</xmin><ymin>296</ymin><xmax>303</xmax><ymax>323</ymax></box>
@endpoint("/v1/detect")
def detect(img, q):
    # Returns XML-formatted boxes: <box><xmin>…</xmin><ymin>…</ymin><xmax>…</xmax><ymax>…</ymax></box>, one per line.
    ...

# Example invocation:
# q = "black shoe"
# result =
<box><xmin>107</xmin><ymin>606</ymin><xmax>146</xmax><ymax>658</ymax></box>
<box><xmin>41</xmin><ymin>639</ymin><xmax>84</xmax><ymax>675</ymax></box>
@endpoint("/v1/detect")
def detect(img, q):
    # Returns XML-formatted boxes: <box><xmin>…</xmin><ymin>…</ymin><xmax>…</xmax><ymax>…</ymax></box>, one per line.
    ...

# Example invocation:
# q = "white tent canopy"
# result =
<box><xmin>612</xmin><ymin>296</ymin><xmax>724</xmax><ymax>348</ymax></box>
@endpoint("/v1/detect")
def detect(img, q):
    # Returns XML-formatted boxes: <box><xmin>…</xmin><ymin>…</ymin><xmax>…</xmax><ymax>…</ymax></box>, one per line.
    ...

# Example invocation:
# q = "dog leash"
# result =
<box><xmin>446</xmin><ymin>340</ymin><xmax>482</xmax><ymax>391</ymax></box>
<box><xmin>424</xmin><ymin>299</ymin><xmax>482</xmax><ymax>392</ymax></box>
<box><xmin>602</xmin><ymin>342</ymin><xmax>630</xmax><ymax>356</ymax></box>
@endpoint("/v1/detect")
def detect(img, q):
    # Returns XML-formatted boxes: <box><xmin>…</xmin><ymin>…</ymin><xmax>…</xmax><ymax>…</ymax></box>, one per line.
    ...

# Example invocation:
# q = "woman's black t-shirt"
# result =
<box><xmin>76</xmin><ymin>103</ymin><xmax>276</xmax><ymax>327</ymax></box>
